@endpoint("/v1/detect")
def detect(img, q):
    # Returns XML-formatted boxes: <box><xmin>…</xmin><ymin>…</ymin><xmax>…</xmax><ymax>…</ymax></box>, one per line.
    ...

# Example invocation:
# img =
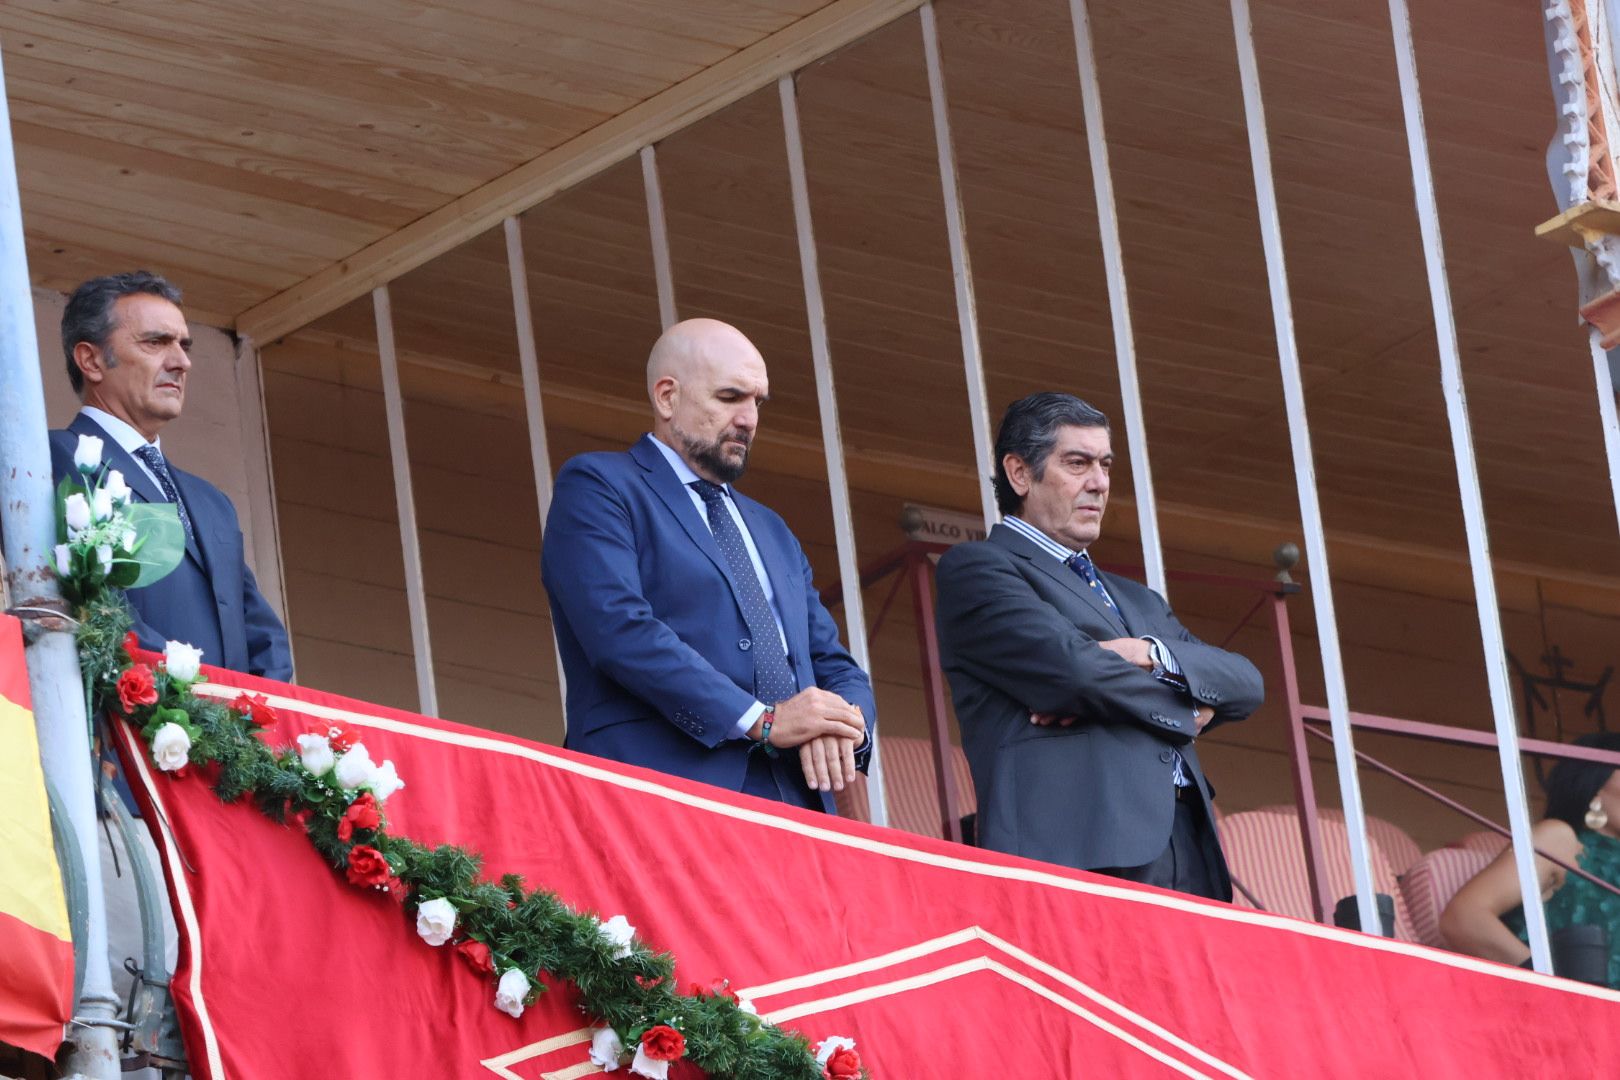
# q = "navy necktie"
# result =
<box><xmin>689</xmin><ymin>480</ymin><xmax>797</xmax><ymax>706</ymax></box>
<box><xmin>1067</xmin><ymin>551</ymin><xmax>1126</xmax><ymax>631</ymax></box>
<box><xmin>134</xmin><ymin>444</ymin><xmax>195</xmax><ymax>545</ymax></box>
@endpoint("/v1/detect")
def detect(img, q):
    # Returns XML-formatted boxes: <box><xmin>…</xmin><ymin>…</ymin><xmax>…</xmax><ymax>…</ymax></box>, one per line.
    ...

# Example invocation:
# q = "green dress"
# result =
<box><xmin>1503</xmin><ymin>828</ymin><xmax>1620</xmax><ymax>988</ymax></box>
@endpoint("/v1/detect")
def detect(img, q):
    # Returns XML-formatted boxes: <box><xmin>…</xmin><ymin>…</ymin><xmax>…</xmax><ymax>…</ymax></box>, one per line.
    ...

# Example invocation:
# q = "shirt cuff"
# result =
<box><xmin>1143</xmin><ymin>635</ymin><xmax>1189</xmax><ymax>689</ymax></box>
<box><xmin>734</xmin><ymin>701</ymin><xmax>768</xmax><ymax>741</ymax></box>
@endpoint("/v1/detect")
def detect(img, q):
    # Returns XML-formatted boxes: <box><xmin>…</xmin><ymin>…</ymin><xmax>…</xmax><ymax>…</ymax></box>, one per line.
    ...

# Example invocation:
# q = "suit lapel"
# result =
<box><xmin>990</xmin><ymin>523</ymin><xmax>1125</xmax><ymax>633</ymax></box>
<box><xmin>1101</xmin><ymin>570</ymin><xmax>1144</xmax><ymax>635</ymax></box>
<box><xmin>629</xmin><ymin>436</ymin><xmax>743</xmax><ymax>598</ymax></box>
<box><xmin>167</xmin><ymin>467</ymin><xmax>214</xmax><ymax>572</ymax></box>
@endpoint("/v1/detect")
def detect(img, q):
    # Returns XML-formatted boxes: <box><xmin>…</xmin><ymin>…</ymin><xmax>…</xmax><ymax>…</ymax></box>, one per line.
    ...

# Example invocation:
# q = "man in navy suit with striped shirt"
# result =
<box><xmin>541</xmin><ymin>319</ymin><xmax>873</xmax><ymax>811</ymax></box>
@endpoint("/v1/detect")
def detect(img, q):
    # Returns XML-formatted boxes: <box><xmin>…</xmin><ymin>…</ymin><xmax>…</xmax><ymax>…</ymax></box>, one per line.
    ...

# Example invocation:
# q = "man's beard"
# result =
<box><xmin>674</xmin><ymin>423</ymin><xmax>750</xmax><ymax>484</ymax></box>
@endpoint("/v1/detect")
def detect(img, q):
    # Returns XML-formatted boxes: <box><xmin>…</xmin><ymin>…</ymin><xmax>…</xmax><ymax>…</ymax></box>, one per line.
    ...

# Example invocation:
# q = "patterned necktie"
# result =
<box><xmin>1067</xmin><ymin>551</ymin><xmax>1125</xmax><ymax>630</ymax></box>
<box><xmin>133</xmin><ymin>444</ymin><xmax>195</xmax><ymax>545</ymax></box>
<box><xmin>689</xmin><ymin>480</ymin><xmax>797</xmax><ymax>706</ymax></box>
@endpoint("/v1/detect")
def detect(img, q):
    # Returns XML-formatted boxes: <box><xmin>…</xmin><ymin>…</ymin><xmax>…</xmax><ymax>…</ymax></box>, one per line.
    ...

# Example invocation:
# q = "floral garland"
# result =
<box><xmin>59</xmin><ymin>436</ymin><xmax>868</xmax><ymax>1080</ymax></box>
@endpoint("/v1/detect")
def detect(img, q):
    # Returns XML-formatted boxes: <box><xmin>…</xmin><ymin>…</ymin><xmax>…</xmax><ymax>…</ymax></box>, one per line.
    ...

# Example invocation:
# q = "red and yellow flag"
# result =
<box><xmin>0</xmin><ymin>614</ymin><xmax>73</xmax><ymax>1058</ymax></box>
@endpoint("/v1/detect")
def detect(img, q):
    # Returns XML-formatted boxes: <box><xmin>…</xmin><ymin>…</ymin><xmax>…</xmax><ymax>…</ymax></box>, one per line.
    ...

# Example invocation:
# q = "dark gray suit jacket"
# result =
<box><xmin>935</xmin><ymin>523</ymin><xmax>1263</xmax><ymax>890</ymax></box>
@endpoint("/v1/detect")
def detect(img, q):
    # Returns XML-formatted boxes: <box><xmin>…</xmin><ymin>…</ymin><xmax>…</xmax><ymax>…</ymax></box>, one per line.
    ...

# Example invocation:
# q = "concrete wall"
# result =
<box><xmin>29</xmin><ymin>285</ymin><xmax>289</xmax><ymax>638</ymax></box>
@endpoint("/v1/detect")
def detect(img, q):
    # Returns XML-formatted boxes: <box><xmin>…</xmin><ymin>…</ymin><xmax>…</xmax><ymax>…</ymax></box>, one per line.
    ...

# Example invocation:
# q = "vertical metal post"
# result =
<box><xmin>372</xmin><ymin>285</ymin><xmax>440</xmax><ymax>717</ymax></box>
<box><xmin>1229</xmin><ymin>0</ymin><xmax>1381</xmax><ymax>933</ymax></box>
<box><xmin>641</xmin><ymin>145</ymin><xmax>679</xmax><ymax>331</ymax></box>
<box><xmin>779</xmin><ymin>73</ymin><xmax>888</xmax><ymax>827</ymax></box>
<box><xmin>909</xmin><ymin>552</ymin><xmax>964</xmax><ymax>842</ymax></box>
<box><xmin>503</xmin><ymin>217</ymin><xmax>569</xmax><ymax>724</ymax></box>
<box><xmin>919</xmin><ymin>1</ymin><xmax>997</xmax><ymax>531</ymax></box>
<box><xmin>1065</xmin><ymin>0</ymin><xmax>1167</xmax><ymax>596</ymax></box>
<box><xmin>1386</xmin><ymin>0</ymin><xmax>1551</xmax><ymax>971</ymax></box>
<box><xmin>0</xmin><ymin>42</ymin><xmax>121</xmax><ymax>1077</ymax></box>
<box><xmin>1269</xmin><ymin>593</ymin><xmax>1334</xmax><ymax>923</ymax></box>
<box><xmin>1590</xmin><ymin>329</ymin><xmax>1620</xmax><ymax>537</ymax></box>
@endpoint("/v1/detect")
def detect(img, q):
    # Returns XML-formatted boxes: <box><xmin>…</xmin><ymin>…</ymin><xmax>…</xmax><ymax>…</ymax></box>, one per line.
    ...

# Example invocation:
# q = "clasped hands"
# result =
<box><xmin>1029</xmin><ymin>637</ymin><xmax>1213</xmax><ymax>733</ymax></box>
<box><xmin>748</xmin><ymin>687</ymin><xmax>866</xmax><ymax>793</ymax></box>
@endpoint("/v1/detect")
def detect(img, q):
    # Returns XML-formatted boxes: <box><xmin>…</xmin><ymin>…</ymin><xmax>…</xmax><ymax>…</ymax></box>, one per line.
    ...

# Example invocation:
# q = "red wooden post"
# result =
<box><xmin>909</xmin><ymin>551</ymin><xmax>964</xmax><ymax>844</ymax></box>
<box><xmin>1270</xmin><ymin>592</ymin><xmax>1334</xmax><ymax>924</ymax></box>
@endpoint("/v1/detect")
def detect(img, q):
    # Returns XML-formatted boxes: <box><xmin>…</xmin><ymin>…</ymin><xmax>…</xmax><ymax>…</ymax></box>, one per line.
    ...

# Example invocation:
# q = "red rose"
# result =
<box><xmin>457</xmin><ymin>938</ymin><xmax>494</xmax><ymax>975</ymax></box>
<box><xmin>635</xmin><ymin>974</ymin><xmax>664</xmax><ymax>991</ymax></box>
<box><xmin>232</xmin><ymin>693</ymin><xmax>277</xmax><ymax>728</ymax></box>
<box><xmin>327</xmin><ymin>725</ymin><xmax>356</xmax><ymax>753</ymax></box>
<box><xmin>344</xmin><ymin>844</ymin><xmax>390</xmax><ymax>887</ymax></box>
<box><xmin>289</xmin><ymin>808</ymin><xmax>313</xmax><ymax>832</ymax></box>
<box><xmin>116</xmin><ymin>665</ymin><xmax>158</xmax><ymax>715</ymax></box>
<box><xmin>336</xmin><ymin>792</ymin><xmax>382</xmax><ymax>842</ymax></box>
<box><xmin>640</xmin><ymin>1025</ymin><xmax>685</xmax><ymax>1063</ymax></box>
<box><xmin>122</xmin><ymin>632</ymin><xmax>140</xmax><ymax>660</ymax></box>
<box><xmin>823</xmin><ymin>1047</ymin><xmax>861</xmax><ymax>1079</ymax></box>
<box><xmin>689</xmin><ymin>979</ymin><xmax>738</xmax><ymax>1004</ymax></box>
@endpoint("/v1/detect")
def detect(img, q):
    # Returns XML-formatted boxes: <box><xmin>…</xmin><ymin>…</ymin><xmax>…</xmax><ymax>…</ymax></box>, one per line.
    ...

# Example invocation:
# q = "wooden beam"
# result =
<box><xmin>1535</xmin><ymin>200</ymin><xmax>1620</xmax><ymax>247</ymax></box>
<box><xmin>236</xmin><ymin>0</ymin><xmax>923</xmax><ymax>343</ymax></box>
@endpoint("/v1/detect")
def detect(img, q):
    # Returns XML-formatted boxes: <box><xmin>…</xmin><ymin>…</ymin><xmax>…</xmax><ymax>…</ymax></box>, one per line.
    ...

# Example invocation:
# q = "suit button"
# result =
<box><xmin>1159</xmin><ymin>750</ymin><xmax>1173</xmax><ymax>763</ymax></box>
<box><xmin>739</xmin><ymin>638</ymin><xmax>752</xmax><ymax>651</ymax></box>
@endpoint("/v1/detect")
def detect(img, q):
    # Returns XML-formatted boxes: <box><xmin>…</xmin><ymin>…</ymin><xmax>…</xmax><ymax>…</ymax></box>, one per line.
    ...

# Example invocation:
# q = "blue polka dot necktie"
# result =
<box><xmin>689</xmin><ymin>480</ymin><xmax>797</xmax><ymax>705</ymax></box>
<box><xmin>134</xmin><ymin>444</ymin><xmax>195</xmax><ymax>545</ymax></box>
<box><xmin>1067</xmin><ymin>551</ymin><xmax>1126</xmax><ymax>632</ymax></box>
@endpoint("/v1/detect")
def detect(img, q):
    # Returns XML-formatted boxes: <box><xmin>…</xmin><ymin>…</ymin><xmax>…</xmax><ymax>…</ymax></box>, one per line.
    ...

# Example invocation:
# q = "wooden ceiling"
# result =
<box><xmin>10</xmin><ymin>0</ymin><xmax>1615</xmax><ymax>599</ymax></box>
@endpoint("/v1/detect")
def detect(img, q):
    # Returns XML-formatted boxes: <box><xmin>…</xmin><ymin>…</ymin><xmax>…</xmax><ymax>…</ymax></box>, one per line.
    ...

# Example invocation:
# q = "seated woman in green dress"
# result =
<box><xmin>1441</xmin><ymin>732</ymin><xmax>1620</xmax><ymax>987</ymax></box>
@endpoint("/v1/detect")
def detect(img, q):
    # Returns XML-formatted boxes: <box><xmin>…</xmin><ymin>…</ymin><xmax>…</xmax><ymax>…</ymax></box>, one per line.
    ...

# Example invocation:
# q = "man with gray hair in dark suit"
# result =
<box><xmin>934</xmin><ymin>392</ymin><xmax>1263</xmax><ymax>900</ymax></box>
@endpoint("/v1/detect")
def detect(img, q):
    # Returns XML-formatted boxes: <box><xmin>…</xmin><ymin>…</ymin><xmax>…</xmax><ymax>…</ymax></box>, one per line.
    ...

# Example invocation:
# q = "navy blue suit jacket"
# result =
<box><xmin>540</xmin><ymin>435</ymin><xmax>875</xmax><ymax>812</ymax></box>
<box><xmin>50</xmin><ymin>412</ymin><xmax>292</xmax><ymax>681</ymax></box>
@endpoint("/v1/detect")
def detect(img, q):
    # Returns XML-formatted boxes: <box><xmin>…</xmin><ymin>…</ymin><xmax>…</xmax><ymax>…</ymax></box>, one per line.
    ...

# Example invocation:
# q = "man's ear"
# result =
<box><xmin>650</xmin><ymin>375</ymin><xmax>679</xmax><ymax>421</ymax></box>
<box><xmin>1002</xmin><ymin>453</ymin><xmax>1031</xmax><ymax>497</ymax></box>
<box><xmin>73</xmin><ymin>341</ymin><xmax>108</xmax><ymax>389</ymax></box>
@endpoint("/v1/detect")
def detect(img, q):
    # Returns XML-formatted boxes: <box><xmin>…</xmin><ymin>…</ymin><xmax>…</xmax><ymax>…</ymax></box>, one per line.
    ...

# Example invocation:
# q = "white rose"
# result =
<box><xmin>589</xmin><ymin>1027</ymin><xmax>625</xmax><ymax>1071</ymax></box>
<box><xmin>53</xmin><ymin>544</ymin><xmax>71</xmax><ymax>576</ymax></box>
<box><xmin>120</xmin><ymin>527</ymin><xmax>138</xmax><ymax>552</ymax></box>
<box><xmin>151</xmin><ymin>723</ymin><xmax>191</xmax><ymax>772</ymax></box>
<box><xmin>415</xmin><ymin>897</ymin><xmax>456</xmax><ymax>947</ymax></box>
<box><xmin>95</xmin><ymin>544</ymin><xmax>113</xmax><ymax>574</ymax></box>
<box><xmin>737</xmin><ymin>996</ymin><xmax>758</xmax><ymax>1017</ymax></box>
<box><xmin>628</xmin><ymin>1045</ymin><xmax>669</xmax><ymax>1080</ymax></box>
<box><xmin>91</xmin><ymin>486</ymin><xmax>114</xmax><ymax>522</ymax></box>
<box><xmin>366</xmin><ymin>759</ymin><xmax>405</xmax><ymax>802</ymax></box>
<box><xmin>64</xmin><ymin>493</ymin><xmax>91</xmax><ymax>534</ymax></box>
<box><xmin>598</xmin><ymin>914</ymin><xmax>635</xmax><ymax>959</ymax></box>
<box><xmin>73</xmin><ymin>434</ymin><xmax>103</xmax><ymax>471</ymax></box>
<box><xmin>295</xmin><ymin>733</ymin><xmax>335</xmax><ymax>776</ymax></box>
<box><xmin>164</xmin><ymin>640</ymin><xmax>203</xmax><ymax>683</ymax></box>
<box><xmin>494</xmin><ymin>967</ymin><xmax>530</xmax><ymax>1019</ymax></box>
<box><xmin>334</xmin><ymin>742</ymin><xmax>377</xmax><ymax>790</ymax></box>
<box><xmin>815</xmin><ymin>1037</ymin><xmax>856</xmax><ymax>1066</ymax></box>
<box><xmin>104</xmin><ymin>469</ymin><xmax>132</xmax><ymax>505</ymax></box>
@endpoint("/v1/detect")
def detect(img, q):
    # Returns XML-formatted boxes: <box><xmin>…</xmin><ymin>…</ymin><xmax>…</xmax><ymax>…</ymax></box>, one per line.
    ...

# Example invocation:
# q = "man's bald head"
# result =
<box><xmin>647</xmin><ymin>319</ymin><xmax>770</xmax><ymax>485</ymax></box>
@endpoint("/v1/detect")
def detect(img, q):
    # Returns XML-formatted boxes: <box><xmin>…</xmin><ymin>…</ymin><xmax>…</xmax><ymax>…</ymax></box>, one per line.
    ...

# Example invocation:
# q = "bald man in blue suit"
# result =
<box><xmin>541</xmin><ymin>319</ymin><xmax>874</xmax><ymax>812</ymax></box>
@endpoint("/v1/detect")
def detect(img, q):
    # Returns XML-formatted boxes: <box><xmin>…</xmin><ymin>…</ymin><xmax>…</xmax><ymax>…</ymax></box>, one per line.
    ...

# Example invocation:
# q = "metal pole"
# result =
<box><xmin>909</xmin><ymin>552</ymin><xmax>964</xmax><ymax>842</ymax></box>
<box><xmin>1269</xmin><ymin>594</ymin><xmax>1335</xmax><ymax>923</ymax></box>
<box><xmin>1228</xmin><ymin>0</ymin><xmax>1381</xmax><ymax>934</ymax></box>
<box><xmin>1065</xmin><ymin>0</ymin><xmax>1167</xmax><ymax>596</ymax></box>
<box><xmin>503</xmin><ymin>217</ymin><xmax>570</xmax><ymax>725</ymax></box>
<box><xmin>1589</xmin><ymin>329</ymin><xmax>1620</xmax><ymax>537</ymax></box>
<box><xmin>1386</xmin><ymin>0</ymin><xmax>1551</xmax><ymax>972</ymax></box>
<box><xmin>640</xmin><ymin>145</ymin><xmax>679</xmax><ymax>331</ymax></box>
<box><xmin>372</xmin><ymin>285</ymin><xmax>440</xmax><ymax>717</ymax></box>
<box><xmin>0</xmin><ymin>42</ymin><xmax>121</xmax><ymax>1077</ymax></box>
<box><xmin>919</xmin><ymin>1</ymin><xmax>997</xmax><ymax>531</ymax></box>
<box><xmin>778</xmin><ymin>73</ymin><xmax>888</xmax><ymax>827</ymax></box>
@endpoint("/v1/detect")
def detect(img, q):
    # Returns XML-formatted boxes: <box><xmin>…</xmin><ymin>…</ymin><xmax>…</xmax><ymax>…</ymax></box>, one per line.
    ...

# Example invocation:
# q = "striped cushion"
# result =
<box><xmin>1256</xmin><ymin>805</ymin><xmax>1423</xmax><ymax>875</ymax></box>
<box><xmin>1456</xmin><ymin>830</ymin><xmax>1510</xmax><ymax>857</ymax></box>
<box><xmin>1217</xmin><ymin>809</ymin><xmax>1418</xmax><ymax>940</ymax></box>
<box><xmin>1400</xmin><ymin>845</ymin><xmax>1501</xmax><ymax>948</ymax></box>
<box><xmin>834</xmin><ymin>736</ymin><xmax>977</xmax><ymax>840</ymax></box>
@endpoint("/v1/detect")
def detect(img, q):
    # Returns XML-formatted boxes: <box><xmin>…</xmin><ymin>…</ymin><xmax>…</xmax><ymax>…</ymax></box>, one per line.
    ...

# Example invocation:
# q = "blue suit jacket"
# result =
<box><xmin>540</xmin><ymin>435</ymin><xmax>875</xmax><ymax>811</ymax></box>
<box><xmin>50</xmin><ymin>413</ymin><xmax>292</xmax><ymax>681</ymax></box>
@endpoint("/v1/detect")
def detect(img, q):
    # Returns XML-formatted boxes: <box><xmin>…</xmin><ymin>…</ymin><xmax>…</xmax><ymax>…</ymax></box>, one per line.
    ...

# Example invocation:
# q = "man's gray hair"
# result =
<box><xmin>62</xmin><ymin>271</ymin><xmax>183</xmax><ymax>395</ymax></box>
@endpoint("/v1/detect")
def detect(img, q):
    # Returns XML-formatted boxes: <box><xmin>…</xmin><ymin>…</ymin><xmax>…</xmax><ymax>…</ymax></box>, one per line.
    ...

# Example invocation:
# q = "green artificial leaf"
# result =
<box><xmin>106</xmin><ymin>555</ymin><xmax>141</xmax><ymax>589</ymax></box>
<box><xmin>123</xmin><ymin>503</ymin><xmax>185</xmax><ymax>587</ymax></box>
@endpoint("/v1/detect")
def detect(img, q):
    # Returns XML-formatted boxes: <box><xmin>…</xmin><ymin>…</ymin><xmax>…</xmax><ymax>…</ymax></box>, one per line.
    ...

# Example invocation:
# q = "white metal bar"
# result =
<box><xmin>504</xmin><ymin>216</ymin><xmax>570</xmax><ymax>725</ymax></box>
<box><xmin>1386</xmin><ymin>0</ymin><xmax>1551</xmax><ymax>971</ymax></box>
<box><xmin>0</xmin><ymin>43</ymin><xmax>121</xmax><ymax>1075</ymax></box>
<box><xmin>1065</xmin><ymin>0</ymin><xmax>1166</xmax><ymax>596</ymax></box>
<box><xmin>919</xmin><ymin>1</ymin><xmax>997</xmax><ymax>530</ymax></box>
<box><xmin>1590</xmin><ymin>329</ymin><xmax>1620</xmax><ymax>538</ymax></box>
<box><xmin>779</xmin><ymin>74</ymin><xmax>888</xmax><ymax>827</ymax></box>
<box><xmin>1228</xmin><ymin>0</ymin><xmax>1382</xmax><ymax>935</ymax></box>
<box><xmin>641</xmin><ymin>144</ymin><xmax>679</xmax><ymax>331</ymax></box>
<box><xmin>372</xmin><ymin>285</ymin><xmax>440</xmax><ymax>717</ymax></box>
